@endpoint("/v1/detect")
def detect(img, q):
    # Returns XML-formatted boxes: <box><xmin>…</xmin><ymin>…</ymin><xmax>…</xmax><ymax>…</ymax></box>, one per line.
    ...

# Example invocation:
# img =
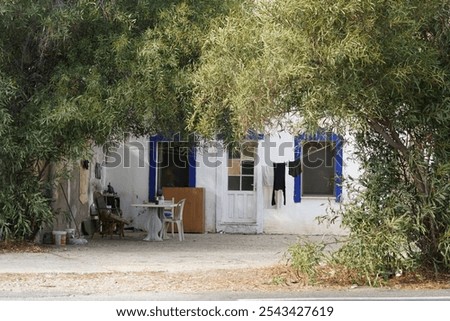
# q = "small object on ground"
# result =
<box><xmin>69</xmin><ymin>238</ymin><xmax>88</xmax><ymax>245</ymax></box>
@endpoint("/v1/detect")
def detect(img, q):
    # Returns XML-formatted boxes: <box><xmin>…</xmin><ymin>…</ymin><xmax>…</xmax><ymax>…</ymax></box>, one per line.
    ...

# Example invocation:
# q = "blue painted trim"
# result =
<box><xmin>244</xmin><ymin>130</ymin><xmax>265</xmax><ymax>141</ymax></box>
<box><xmin>216</xmin><ymin>131</ymin><xmax>264</xmax><ymax>141</ymax></box>
<box><xmin>294</xmin><ymin>132</ymin><xmax>343</xmax><ymax>203</ymax></box>
<box><xmin>293</xmin><ymin>136</ymin><xmax>302</xmax><ymax>203</ymax></box>
<box><xmin>188</xmin><ymin>147</ymin><xmax>196</xmax><ymax>187</ymax></box>
<box><xmin>148</xmin><ymin>134</ymin><xmax>197</xmax><ymax>200</ymax></box>
<box><xmin>149</xmin><ymin>136</ymin><xmax>160</xmax><ymax>202</ymax></box>
<box><xmin>334</xmin><ymin>138</ymin><xmax>343</xmax><ymax>202</ymax></box>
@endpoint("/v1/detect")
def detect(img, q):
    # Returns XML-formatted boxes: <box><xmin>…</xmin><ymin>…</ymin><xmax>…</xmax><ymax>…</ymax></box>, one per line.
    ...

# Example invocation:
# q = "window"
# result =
<box><xmin>227</xmin><ymin>142</ymin><xmax>257</xmax><ymax>191</ymax></box>
<box><xmin>149</xmin><ymin>136</ymin><xmax>196</xmax><ymax>201</ymax></box>
<box><xmin>157</xmin><ymin>142</ymin><xmax>190</xmax><ymax>188</ymax></box>
<box><xmin>302</xmin><ymin>141</ymin><xmax>335</xmax><ymax>196</ymax></box>
<box><xmin>294</xmin><ymin>133</ymin><xmax>342</xmax><ymax>202</ymax></box>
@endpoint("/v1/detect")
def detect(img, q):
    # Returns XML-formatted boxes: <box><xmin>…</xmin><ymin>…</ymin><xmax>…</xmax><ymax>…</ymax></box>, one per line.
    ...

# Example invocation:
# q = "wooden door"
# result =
<box><xmin>224</xmin><ymin>142</ymin><xmax>257</xmax><ymax>223</ymax></box>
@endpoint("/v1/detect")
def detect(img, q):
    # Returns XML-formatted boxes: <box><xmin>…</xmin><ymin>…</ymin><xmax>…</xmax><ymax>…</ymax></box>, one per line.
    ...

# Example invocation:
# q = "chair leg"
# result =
<box><xmin>119</xmin><ymin>223</ymin><xmax>124</xmax><ymax>238</ymax></box>
<box><xmin>100</xmin><ymin>222</ymin><xmax>106</xmax><ymax>238</ymax></box>
<box><xmin>162</xmin><ymin>221</ymin><xmax>167</xmax><ymax>239</ymax></box>
<box><xmin>176</xmin><ymin>222</ymin><xmax>184</xmax><ymax>241</ymax></box>
<box><xmin>108</xmin><ymin>222</ymin><xmax>114</xmax><ymax>239</ymax></box>
<box><xmin>109</xmin><ymin>223</ymin><xmax>114</xmax><ymax>239</ymax></box>
<box><xmin>91</xmin><ymin>224</ymin><xmax>96</xmax><ymax>239</ymax></box>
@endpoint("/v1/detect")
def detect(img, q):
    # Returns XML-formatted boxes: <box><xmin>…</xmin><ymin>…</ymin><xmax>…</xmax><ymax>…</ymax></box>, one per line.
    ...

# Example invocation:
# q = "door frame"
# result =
<box><xmin>215</xmin><ymin>140</ymin><xmax>264</xmax><ymax>234</ymax></box>
<box><xmin>148</xmin><ymin>135</ymin><xmax>196</xmax><ymax>202</ymax></box>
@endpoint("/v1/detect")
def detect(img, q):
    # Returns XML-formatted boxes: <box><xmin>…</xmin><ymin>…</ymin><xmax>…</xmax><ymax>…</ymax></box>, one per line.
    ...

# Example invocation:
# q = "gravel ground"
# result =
<box><xmin>0</xmin><ymin>232</ymin><xmax>309</xmax><ymax>300</ymax></box>
<box><xmin>3</xmin><ymin>232</ymin><xmax>449</xmax><ymax>301</ymax></box>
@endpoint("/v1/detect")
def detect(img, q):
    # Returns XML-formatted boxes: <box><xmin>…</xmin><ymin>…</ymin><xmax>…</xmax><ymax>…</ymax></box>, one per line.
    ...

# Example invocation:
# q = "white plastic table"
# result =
<box><xmin>131</xmin><ymin>202</ymin><xmax>177</xmax><ymax>241</ymax></box>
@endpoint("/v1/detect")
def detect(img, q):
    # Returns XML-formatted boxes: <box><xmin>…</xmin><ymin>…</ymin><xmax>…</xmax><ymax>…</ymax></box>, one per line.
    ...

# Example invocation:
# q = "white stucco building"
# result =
<box><xmin>95</xmin><ymin>130</ymin><xmax>360</xmax><ymax>236</ymax></box>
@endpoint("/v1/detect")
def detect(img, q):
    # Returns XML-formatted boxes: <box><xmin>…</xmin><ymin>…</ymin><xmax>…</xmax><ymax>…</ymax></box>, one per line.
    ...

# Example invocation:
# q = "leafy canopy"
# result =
<box><xmin>0</xmin><ymin>0</ymin><xmax>239</xmax><ymax>240</ymax></box>
<box><xmin>192</xmin><ymin>0</ymin><xmax>450</xmax><ymax>276</ymax></box>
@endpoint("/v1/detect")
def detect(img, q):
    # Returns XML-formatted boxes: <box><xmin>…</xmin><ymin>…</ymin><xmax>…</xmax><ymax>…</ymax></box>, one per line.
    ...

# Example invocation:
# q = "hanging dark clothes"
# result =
<box><xmin>288</xmin><ymin>159</ymin><xmax>302</xmax><ymax>177</ymax></box>
<box><xmin>272</xmin><ymin>162</ymin><xmax>286</xmax><ymax>206</ymax></box>
<box><xmin>95</xmin><ymin>163</ymin><xmax>102</xmax><ymax>179</ymax></box>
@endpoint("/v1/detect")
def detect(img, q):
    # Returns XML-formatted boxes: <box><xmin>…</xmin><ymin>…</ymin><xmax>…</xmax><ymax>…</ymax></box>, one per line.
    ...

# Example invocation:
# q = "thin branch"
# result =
<box><xmin>38</xmin><ymin>160</ymin><xmax>51</xmax><ymax>181</ymax></box>
<box><xmin>368</xmin><ymin>119</ymin><xmax>408</xmax><ymax>156</ymax></box>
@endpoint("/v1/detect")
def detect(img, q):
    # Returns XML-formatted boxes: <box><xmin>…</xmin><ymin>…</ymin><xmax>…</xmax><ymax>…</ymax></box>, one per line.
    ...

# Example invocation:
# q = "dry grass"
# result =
<box><xmin>269</xmin><ymin>263</ymin><xmax>450</xmax><ymax>290</ymax></box>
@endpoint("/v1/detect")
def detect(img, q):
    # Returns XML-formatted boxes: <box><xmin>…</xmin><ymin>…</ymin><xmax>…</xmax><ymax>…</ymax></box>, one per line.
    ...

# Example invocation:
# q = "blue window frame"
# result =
<box><xmin>148</xmin><ymin>135</ymin><xmax>196</xmax><ymax>201</ymax></box>
<box><xmin>294</xmin><ymin>132</ymin><xmax>343</xmax><ymax>203</ymax></box>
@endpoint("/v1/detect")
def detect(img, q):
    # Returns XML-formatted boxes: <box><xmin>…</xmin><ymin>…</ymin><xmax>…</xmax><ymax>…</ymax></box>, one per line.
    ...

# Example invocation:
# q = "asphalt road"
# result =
<box><xmin>3</xmin><ymin>287</ymin><xmax>450</xmax><ymax>301</ymax></box>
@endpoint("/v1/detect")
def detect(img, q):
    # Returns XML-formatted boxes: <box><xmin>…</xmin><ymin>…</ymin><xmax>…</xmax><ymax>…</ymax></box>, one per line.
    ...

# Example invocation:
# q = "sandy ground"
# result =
<box><xmin>2</xmin><ymin>232</ymin><xmax>449</xmax><ymax>300</ymax></box>
<box><xmin>0</xmin><ymin>232</ymin><xmax>312</xmax><ymax>299</ymax></box>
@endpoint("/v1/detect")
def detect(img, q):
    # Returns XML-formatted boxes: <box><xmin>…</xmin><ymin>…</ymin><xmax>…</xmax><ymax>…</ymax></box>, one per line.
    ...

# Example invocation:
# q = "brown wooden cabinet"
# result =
<box><xmin>162</xmin><ymin>187</ymin><xmax>205</xmax><ymax>233</ymax></box>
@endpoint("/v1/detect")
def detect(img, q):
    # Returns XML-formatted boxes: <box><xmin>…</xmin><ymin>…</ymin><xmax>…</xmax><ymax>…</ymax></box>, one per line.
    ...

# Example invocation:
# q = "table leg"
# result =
<box><xmin>143</xmin><ymin>208</ymin><xmax>163</xmax><ymax>241</ymax></box>
<box><xmin>158</xmin><ymin>208</ymin><xmax>165</xmax><ymax>240</ymax></box>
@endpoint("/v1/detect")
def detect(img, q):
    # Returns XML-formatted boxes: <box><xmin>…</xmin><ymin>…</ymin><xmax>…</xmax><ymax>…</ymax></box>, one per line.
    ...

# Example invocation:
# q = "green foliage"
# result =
<box><xmin>192</xmin><ymin>0</ymin><xmax>450</xmax><ymax>275</ymax></box>
<box><xmin>321</xmin><ymin>144</ymin><xmax>450</xmax><ymax>283</ymax></box>
<box><xmin>270</xmin><ymin>275</ymin><xmax>287</xmax><ymax>286</ymax></box>
<box><xmin>0</xmin><ymin>186</ymin><xmax>52</xmax><ymax>241</ymax></box>
<box><xmin>119</xmin><ymin>0</ymin><xmax>240</xmax><ymax>138</ymax></box>
<box><xmin>287</xmin><ymin>240</ymin><xmax>326</xmax><ymax>283</ymax></box>
<box><xmin>0</xmin><ymin>0</ymin><xmax>239</xmax><ymax>240</ymax></box>
<box><xmin>192</xmin><ymin>0</ymin><xmax>449</xmax><ymax>140</ymax></box>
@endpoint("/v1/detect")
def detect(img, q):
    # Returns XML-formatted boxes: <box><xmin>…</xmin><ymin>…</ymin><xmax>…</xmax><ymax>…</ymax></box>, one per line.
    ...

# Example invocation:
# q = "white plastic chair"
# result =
<box><xmin>163</xmin><ymin>199</ymin><xmax>186</xmax><ymax>241</ymax></box>
<box><xmin>162</xmin><ymin>197</ymin><xmax>175</xmax><ymax>215</ymax></box>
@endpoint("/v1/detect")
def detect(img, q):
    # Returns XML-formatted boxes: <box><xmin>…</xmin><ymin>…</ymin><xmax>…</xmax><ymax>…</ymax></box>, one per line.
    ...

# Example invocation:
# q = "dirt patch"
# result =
<box><xmin>0</xmin><ymin>241</ymin><xmax>48</xmax><ymax>254</ymax></box>
<box><xmin>1</xmin><ymin>265</ymin><xmax>449</xmax><ymax>297</ymax></box>
<box><xmin>0</xmin><ymin>261</ymin><xmax>448</xmax><ymax>295</ymax></box>
<box><xmin>1</xmin><ymin>238</ymin><xmax>449</xmax><ymax>295</ymax></box>
<box><xmin>0</xmin><ymin>266</ymin><xmax>286</xmax><ymax>296</ymax></box>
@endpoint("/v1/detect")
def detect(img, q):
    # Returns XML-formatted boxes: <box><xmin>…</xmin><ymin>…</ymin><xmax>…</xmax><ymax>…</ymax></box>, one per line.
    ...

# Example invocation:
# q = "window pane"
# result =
<box><xmin>303</xmin><ymin>141</ymin><xmax>335</xmax><ymax>195</ymax></box>
<box><xmin>227</xmin><ymin>141</ymin><xmax>257</xmax><ymax>191</ymax></box>
<box><xmin>228</xmin><ymin>159</ymin><xmax>241</xmax><ymax>176</ymax></box>
<box><xmin>228</xmin><ymin>176</ymin><xmax>240</xmax><ymax>190</ymax></box>
<box><xmin>241</xmin><ymin>176</ymin><xmax>254</xmax><ymax>191</ymax></box>
<box><xmin>158</xmin><ymin>142</ymin><xmax>190</xmax><ymax>188</ymax></box>
<box><xmin>241</xmin><ymin>160</ymin><xmax>254</xmax><ymax>175</ymax></box>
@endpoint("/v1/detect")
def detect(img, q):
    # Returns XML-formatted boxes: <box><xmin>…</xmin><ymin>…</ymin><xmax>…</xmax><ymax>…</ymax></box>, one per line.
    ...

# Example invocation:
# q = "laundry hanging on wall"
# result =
<box><xmin>263</xmin><ymin>164</ymin><xmax>274</xmax><ymax>187</ymax></box>
<box><xmin>272</xmin><ymin>162</ymin><xmax>286</xmax><ymax>206</ymax></box>
<box><xmin>288</xmin><ymin>158</ymin><xmax>302</xmax><ymax>177</ymax></box>
<box><xmin>95</xmin><ymin>162</ymin><xmax>102</xmax><ymax>179</ymax></box>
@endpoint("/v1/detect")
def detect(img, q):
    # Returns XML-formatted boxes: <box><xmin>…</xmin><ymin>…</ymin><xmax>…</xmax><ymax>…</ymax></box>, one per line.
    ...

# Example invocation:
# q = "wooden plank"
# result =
<box><xmin>162</xmin><ymin>187</ymin><xmax>205</xmax><ymax>233</ymax></box>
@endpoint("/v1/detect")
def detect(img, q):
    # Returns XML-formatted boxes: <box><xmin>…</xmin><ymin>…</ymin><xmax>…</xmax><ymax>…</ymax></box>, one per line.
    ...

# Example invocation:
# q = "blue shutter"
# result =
<box><xmin>148</xmin><ymin>135</ymin><xmax>160</xmax><ymax>202</ymax></box>
<box><xmin>334</xmin><ymin>135</ymin><xmax>343</xmax><ymax>202</ymax></box>
<box><xmin>293</xmin><ymin>136</ymin><xmax>302</xmax><ymax>203</ymax></box>
<box><xmin>188</xmin><ymin>146</ymin><xmax>196</xmax><ymax>188</ymax></box>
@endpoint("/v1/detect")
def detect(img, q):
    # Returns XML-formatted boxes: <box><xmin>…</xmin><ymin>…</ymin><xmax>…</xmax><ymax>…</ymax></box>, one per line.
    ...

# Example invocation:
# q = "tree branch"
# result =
<box><xmin>368</xmin><ymin>119</ymin><xmax>429</xmax><ymax>195</ymax></box>
<box><xmin>368</xmin><ymin>119</ymin><xmax>408</xmax><ymax>156</ymax></box>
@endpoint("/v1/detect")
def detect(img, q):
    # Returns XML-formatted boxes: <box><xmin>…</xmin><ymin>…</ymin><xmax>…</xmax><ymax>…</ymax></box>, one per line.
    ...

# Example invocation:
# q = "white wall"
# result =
<box><xmin>103</xmin><ymin>132</ymin><xmax>360</xmax><ymax>235</ymax></box>
<box><xmin>104</xmin><ymin>137</ymin><xmax>150</xmax><ymax>231</ymax></box>
<box><xmin>195</xmin><ymin>142</ymin><xmax>219</xmax><ymax>232</ymax></box>
<box><xmin>104</xmin><ymin>137</ymin><xmax>218</xmax><ymax>232</ymax></box>
<box><xmin>259</xmin><ymin>132</ymin><xmax>358</xmax><ymax>235</ymax></box>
